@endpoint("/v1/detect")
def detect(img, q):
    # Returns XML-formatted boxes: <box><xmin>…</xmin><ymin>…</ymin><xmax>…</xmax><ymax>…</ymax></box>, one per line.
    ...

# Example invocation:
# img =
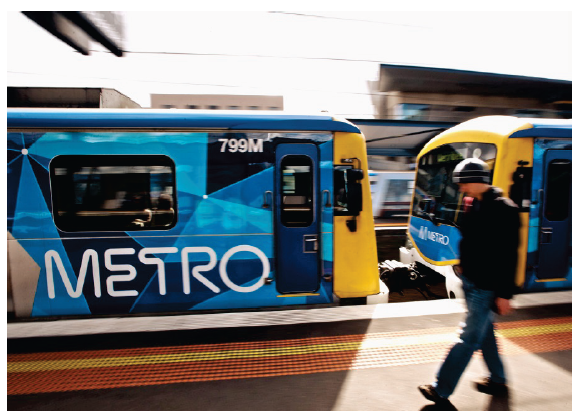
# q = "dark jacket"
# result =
<box><xmin>458</xmin><ymin>186</ymin><xmax>520</xmax><ymax>299</ymax></box>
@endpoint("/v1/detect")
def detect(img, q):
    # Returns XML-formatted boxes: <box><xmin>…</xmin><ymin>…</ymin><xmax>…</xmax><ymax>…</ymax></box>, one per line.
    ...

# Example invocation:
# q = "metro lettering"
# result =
<box><xmin>46</xmin><ymin>249</ymin><xmax>101</xmax><ymax>299</ymax></box>
<box><xmin>181</xmin><ymin>247</ymin><xmax>219</xmax><ymax>294</ymax></box>
<box><xmin>417</xmin><ymin>226</ymin><xmax>450</xmax><ymax>245</ymax></box>
<box><xmin>45</xmin><ymin>245</ymin><xmax>270</xmax><ymax>299</ymax></box>
<box><xmin>105</xmin><ymin>248</ymin><xmax>138</xmax><ymax>297</ymax></box>
<box><xmin>138</xmin><ymin>247</ymin><xmax>179</xmax><ymax>295</ymax></box>
<box><xmin>220</xmin><ymin>245</ymin><xmax>270</xmax><ymax>293</ymax></box>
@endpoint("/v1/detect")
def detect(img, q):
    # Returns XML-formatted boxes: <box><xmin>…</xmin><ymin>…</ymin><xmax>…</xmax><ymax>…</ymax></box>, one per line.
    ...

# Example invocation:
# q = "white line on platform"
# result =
<box><xmin>7</xmin><ymin>291</ymin><xmax>571</xmax><ymax>339</ymax></box>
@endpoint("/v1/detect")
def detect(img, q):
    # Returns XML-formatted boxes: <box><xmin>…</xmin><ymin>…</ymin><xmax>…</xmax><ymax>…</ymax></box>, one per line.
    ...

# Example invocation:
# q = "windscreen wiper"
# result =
<box><xmin>430</xmin><ymin>214</ymin><xmax>458</xmax><ymax>228</ymax></box>
<box><xmin>414</xmin><ymin>210</ymin><xmax>432</xmax><ymax>222</ymax></box>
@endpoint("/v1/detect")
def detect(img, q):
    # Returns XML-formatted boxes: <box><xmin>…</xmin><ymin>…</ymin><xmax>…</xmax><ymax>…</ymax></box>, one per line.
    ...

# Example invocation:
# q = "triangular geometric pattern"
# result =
<box><xmin>27</xmin><ymin>155</ymin><xmax>52</xmax><ymax>212</ymax></box>
<box><xmin>8</xmin><ymin>130</ymin><xmax>335</xmax><ymax>318</ymax></box>
<box><xmin>7</xmin><ymin>155</ymin><xmax>23</xmax><ymax>234</ymax></box>
<box><xmin>12</xmin><ymin>155</ymin><xmax>53</xmax><ymax>239</ymax></box>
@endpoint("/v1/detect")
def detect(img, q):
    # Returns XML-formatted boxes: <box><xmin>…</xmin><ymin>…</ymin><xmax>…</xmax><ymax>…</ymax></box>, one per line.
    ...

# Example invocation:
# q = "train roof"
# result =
<box><xmin>422</xmin><ymin>116</ymin><xmax>572</xmax><ymax>153</ymax></box>
<box><xmin>447</xmin><ymin>116</ymin><xmax>571</xmax><ymax>138</ymax></box>
<box><xmin>7</xmin><ymin>108</ymin><xmax>361</xmax><ymax>133</ymax></box>
<box><xmin>508</xmin><ymin>118</ymin><xmax>572</xmax><ymax>138</ymax></box>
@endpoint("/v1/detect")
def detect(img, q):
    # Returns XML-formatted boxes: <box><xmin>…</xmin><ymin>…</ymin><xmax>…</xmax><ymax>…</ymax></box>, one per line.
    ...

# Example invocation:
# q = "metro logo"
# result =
<box><xmin>418</xmin><ymin>226</ymin><xmax>450</xmax><ymax>245</ymax></box>
<box><xmin>45</xmin><ymin>245</ymin><xmax>270</xmax><ymax>299</ymax></box>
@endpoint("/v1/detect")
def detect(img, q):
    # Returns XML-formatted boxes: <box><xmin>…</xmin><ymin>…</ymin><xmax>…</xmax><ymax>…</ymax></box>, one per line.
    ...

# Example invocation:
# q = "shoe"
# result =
<box><xmin>475</xmin><ymin>378</ymin><xmax>508</xmax><ymax>395</ymax></box>
<box><xmin>418</xmin><ymin>384</ymin><xmax>449</xmax><ymax>404</ymax></box>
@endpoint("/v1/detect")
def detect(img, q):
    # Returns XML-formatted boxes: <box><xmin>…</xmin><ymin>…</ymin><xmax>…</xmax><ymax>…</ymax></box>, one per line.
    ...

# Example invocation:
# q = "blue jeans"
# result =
<box><xmin>434</xmin><ymin>276</ymin><xmax>506</xmax><ymax>398</ymax></box>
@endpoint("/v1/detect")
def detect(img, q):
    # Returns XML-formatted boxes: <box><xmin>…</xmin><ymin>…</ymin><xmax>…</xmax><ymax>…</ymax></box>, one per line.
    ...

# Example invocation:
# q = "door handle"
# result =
<box><xmin>537</xmin><ymin>189</ymin><xmax>544</xmax><ymax>216</ymax></box>
<box><xmin>262</xmin><ymin>191</ymin><xmax>273</xmax><ymax>209</ymax></box>
<box><xmin>323</xmin><ymin>190</ymin><xmax>332</xmax><ymax>208</ymax></box>
<box><xmin>304</xmin><ymin>235</ymin><xmax>318</xmax><ymax>252</ymax></box>
<box><xmin>541</xmin><ymin>227</ymin><xmax>553</xmax><ymax>244</ymax></box>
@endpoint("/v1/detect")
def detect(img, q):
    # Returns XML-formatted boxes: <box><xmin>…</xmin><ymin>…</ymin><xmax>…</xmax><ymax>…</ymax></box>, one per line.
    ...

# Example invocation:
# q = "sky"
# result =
<box><xmin>6</xmin><ymin>8</ymin><xmax>573</xmax><ymax>117</ymax></box>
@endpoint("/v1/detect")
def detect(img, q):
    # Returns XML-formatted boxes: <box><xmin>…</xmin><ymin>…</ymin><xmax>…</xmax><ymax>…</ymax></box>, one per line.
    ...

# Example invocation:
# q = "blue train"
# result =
<box><xmin>400</xmin><ymin>116</ymin><xmax>572</xmax><ymax>298</ymax></box>
<box><xmin>7</xmin><ymin>109</ymin><xmax>388</xmax><ymax>319</ymax></box>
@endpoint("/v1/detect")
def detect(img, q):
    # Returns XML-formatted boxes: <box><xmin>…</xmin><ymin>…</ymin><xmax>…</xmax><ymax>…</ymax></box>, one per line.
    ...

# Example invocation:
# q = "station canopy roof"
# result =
<box><xmin>378</xmin><ymin>64</ymin><xmax>571</xmax><ymax>103</ymax></box>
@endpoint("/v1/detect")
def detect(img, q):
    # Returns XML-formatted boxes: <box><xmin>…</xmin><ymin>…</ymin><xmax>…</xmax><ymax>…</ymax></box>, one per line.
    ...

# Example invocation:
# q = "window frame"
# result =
<box><xmin>333</xmin><ymin>165</ymin><xmax>356</xmax><ymax>217</ymax></box>
<box><xmin>49</xmin><ymin>154</ymin><xmax>178</xmax><ymax>233</ymax></box>
<box><xmin>412</xmin><ymin>142</ymin><xmax>497</xmax><ymax>227</ymax></box>
<box><xmin>279</xmin><ymin>155</ymin><xmax>315</xmax><ymax>227</ymax></box>
<box><xmin>544</xmin><ymin>159</ymin><xmax>571</xmax><ymax>221</ymax></box>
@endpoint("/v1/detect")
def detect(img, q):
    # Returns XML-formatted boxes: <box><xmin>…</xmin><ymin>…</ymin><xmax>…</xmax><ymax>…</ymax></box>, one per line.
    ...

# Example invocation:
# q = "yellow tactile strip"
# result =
<box><xmin>7</xmin><ymin>316</ymin><xmax>571</xmax><ymax>395</ymax></box>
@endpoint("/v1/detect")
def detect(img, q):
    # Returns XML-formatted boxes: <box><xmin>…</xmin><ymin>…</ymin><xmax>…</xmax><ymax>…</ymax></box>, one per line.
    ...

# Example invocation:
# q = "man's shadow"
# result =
<box><xmin>419</xmin><ymin>394</ymin><xmax>510</xmax><ymax>411</ymax></box>
<box><xmin>487</xmin><ymin>393</ymin><xmax>511</xmax><ymax>411</ymax></box>
<box><xmin>420</xmin><ymin>401</ymin><xmax>457</xmax><ymax>411</ymax></box>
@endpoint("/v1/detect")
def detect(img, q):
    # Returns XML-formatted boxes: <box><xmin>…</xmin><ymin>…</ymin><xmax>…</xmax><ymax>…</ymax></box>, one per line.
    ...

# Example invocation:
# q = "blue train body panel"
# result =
<box><xmin>8</xmin><ymin>120</ymin><xmax>339</xmax><ymax>317</ymax></box>
<box><xmin>523</xmin><ymin>138</ymin><xmax>572</xmax><ymax>292</ymax></box>
<box><xmin>509</xmin><ymin>119</ymin><xmax>572</xmax><ymax>138</ymax></box>
<box><xmin>408</xmin><ymin>216</ymin><xmax>461</xmax><ymax>264</ymax></box>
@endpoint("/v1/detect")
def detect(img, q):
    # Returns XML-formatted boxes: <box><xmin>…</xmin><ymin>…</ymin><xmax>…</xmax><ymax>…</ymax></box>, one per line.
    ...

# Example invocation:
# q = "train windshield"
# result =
<box><xmin>412</xmin><ymin>142</ymin><xmax>496</xmax><ymax>227</ymax></box>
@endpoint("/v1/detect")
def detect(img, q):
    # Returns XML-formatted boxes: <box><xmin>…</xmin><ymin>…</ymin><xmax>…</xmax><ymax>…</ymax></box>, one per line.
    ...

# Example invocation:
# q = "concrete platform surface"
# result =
<box><xmin>7</xmin><ymin>291</ymin><xmax>572</xmax><ymax>411</ymax></box>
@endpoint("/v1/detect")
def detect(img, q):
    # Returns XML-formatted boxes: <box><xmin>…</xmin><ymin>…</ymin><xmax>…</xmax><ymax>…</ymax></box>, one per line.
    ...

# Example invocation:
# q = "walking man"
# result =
<box><xmin>419</xmin><ymin>158</ymin><xmax>520</xmax><ymax>405</ymax></box>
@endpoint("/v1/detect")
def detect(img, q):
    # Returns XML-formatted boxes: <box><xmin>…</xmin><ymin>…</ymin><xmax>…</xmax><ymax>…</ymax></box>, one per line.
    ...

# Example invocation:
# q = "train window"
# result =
<box><xmin>334</xmin><ymin>166</ymin><xmax>350</xmax><ymax>215</ymax></box>
<box><xmin>280</xmin><ymin>156</ymin><xmax>314</xmax><ymax>227</ymax></box>
<box><xmin>50</xmin><ymin>155</ymin><xmax>177</xmax><ymax>232</ymax></box>
<box><xmin>413</xmin><ymin>143</ymin><xmax>496</xmax><ymax>227</ymax></box>
<box><xmin>334</xmin><ymin>166</ymin><xmax>365</xmax><ymax>216</ymax></box>
<box><xmin>386</xmin><ymin>179</ymin><xmax>412</xmax><ymax>203</ymax></box>
<box><xmin>545</xmin><ymin>160</ymin><xmax>571</xmax><ymax>221</ymax></box>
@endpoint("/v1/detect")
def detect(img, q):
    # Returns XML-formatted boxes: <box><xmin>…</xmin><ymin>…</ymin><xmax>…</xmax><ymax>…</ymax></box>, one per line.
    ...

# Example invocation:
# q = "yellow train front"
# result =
<box><xmin>400</xmin><ymin>116</ymin><xmax>572</xmax><ymax>298</ymax></box>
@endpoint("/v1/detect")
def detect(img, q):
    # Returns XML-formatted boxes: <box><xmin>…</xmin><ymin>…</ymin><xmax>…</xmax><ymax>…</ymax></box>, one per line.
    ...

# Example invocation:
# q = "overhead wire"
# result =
<box><xmin>267</xmin><ymin>11</ymin><xmax>433</xmax><ymax>29</ymax></box>
<box><xmin>90</xmin><ymin>48</ymin><xmax>428</xmax><ymax>66</ymax></box>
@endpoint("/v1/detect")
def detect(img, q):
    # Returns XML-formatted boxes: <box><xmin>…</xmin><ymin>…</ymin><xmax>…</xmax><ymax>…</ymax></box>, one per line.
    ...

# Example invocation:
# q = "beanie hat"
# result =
<box><xmin>452</xmin><ymin>158</ymin><xmax>491</xmax><ymax>184</ymax></box>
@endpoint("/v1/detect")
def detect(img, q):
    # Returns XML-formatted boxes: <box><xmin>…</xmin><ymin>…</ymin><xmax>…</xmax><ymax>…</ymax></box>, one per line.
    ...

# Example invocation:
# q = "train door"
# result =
<box><xmin>537</xmin><ymin>149</ymin><xmax>572</xmax><ymax>279</ymax></box>
<box><xmin>275</xmin><ymin>143</ymin><xmax>320</xmax><ymax>293</ymax></box>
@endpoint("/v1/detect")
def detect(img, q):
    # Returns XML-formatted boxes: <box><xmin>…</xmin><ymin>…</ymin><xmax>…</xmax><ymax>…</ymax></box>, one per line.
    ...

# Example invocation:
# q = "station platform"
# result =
<box><xmin>7</xmin><ymin>291</ymin><xmax>572</xmax><ymax>411</ymax></box>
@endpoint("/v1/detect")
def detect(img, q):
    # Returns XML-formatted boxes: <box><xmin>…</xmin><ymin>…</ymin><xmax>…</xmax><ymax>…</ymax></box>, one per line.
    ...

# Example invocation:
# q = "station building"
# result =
<box><xmin>151</xmin><ymin>94</ymin><xmax>283</xmax><ymax>111</ymax></box>
<box><xmin>357</xmin><ymin>64</ymin><xmax>571</xmax><ymax>170</ymax></box>
<box><xmin>7</xmin><ymin>87</ymin><xmax>141</xmax><ymax>109</ymax></box>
